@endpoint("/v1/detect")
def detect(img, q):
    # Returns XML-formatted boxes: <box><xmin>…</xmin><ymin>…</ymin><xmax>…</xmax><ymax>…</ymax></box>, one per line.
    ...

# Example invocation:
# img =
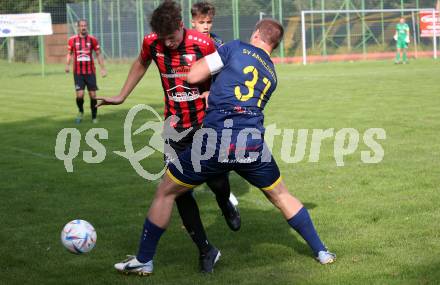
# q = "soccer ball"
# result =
<box><xmin>61</xmin><ymin>219</ymin><xmax>97</xmax><ymax>254</ymax></box>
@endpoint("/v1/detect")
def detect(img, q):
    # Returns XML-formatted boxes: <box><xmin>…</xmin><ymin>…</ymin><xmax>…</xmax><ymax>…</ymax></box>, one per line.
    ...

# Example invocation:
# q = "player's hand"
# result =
<box><xmin>200</xmin><ymin>91</ymin><xmax>210</xmax><ymax>108</ymax></box>
<box><xmin>393</xmin><ymin>34</ymin><xmax>398</xmax><ymax>41</ymax></box>
<box><xmin>101</xmin><ymin>68</ymin><xmax>107</xmax><ymax>78</ymax></box>
<box><xmin>406</xmin><ymin>38</ymin><xmax>410</xmax><ymax>43</ymax></box>
<box><xmin>65</xmin><ymin>65</ymin><xmax>70</xmax><ymax>73</ymax></box>
<box><xmin>95</xmin><ymin>95</ymin><xmax>124</xmax><ymax>107</ymax></box>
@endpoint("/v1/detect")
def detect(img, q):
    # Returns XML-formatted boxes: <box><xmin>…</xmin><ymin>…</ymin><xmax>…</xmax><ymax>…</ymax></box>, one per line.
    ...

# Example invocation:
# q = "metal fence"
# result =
<box><xmin>0</xmin><ymin>0</ymin><xmax>439</xmax><ymax>65</ymax></box>
<box><xmin>64</xmin><ymin>0</ymin><xmax>288</xmax><ymax>59</ymax></box>
<box><xmin>301</xmin><ymin>8</ymin><xmax>438</xmax><ymax>64</ymax></box>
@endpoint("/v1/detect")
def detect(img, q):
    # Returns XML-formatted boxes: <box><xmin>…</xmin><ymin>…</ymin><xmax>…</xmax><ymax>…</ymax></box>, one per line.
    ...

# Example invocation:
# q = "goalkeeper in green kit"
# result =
<box><xmin>394</xmin><ymin>17</ymin><xmax>410</xmax><ymax>64</ymax></box>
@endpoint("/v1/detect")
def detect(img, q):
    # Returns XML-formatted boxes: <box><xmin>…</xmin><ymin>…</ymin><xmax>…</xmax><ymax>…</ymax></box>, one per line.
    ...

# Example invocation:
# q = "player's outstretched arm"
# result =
<box><xmin>96</xmin><ymin>56</ymin><xmax>150</xmax><ymax>107</ymax></box>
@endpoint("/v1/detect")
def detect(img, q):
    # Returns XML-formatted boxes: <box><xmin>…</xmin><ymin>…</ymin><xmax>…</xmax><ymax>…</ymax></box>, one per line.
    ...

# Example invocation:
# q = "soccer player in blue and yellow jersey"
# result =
<box><xmin>191</xmin><ymin>2</ymin><xmax>223</xmax><ymax>48</ymax></box>
<box><xmin>113</xmin><ymin>18</ymin><xmax>335</xmax><ymax>276</ymax></box>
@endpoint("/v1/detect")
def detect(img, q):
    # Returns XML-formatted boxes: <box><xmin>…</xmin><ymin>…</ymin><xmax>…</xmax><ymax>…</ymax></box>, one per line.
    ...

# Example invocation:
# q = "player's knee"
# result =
<box><xmin>157</xmin><ymin>175</ymin><xmax>190</xmax><ymax>199</ymax></box>
<box><xmin>261</xmin><ymin>189</ymin><xmax>281</xmax><ymax>207</ymax></box>
<box><xmin>157</xmin><ymin>183</ymin><xmax>178</xmax><ymax>198</ymax></box>
<box><xmin>262</xmin><ymin>182</ymin><xmax>289</xmax><ymax>207</ymax></box>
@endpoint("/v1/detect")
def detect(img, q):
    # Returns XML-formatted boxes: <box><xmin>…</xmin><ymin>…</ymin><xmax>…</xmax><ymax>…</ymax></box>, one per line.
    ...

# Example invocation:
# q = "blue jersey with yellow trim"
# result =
<box><xmin>167</xmin><ymin>40</ymin><xmax>282</xmax><ymax>190</ymax></box>
<box><xmin>204</xmin><ymin>40</ymin><xmax>277</xmax><ymax>134</ymax></box>
<box><xmin>210</xmin><ymin>32</ymin><xmax>224</xmax><ymax>48</ymax></box>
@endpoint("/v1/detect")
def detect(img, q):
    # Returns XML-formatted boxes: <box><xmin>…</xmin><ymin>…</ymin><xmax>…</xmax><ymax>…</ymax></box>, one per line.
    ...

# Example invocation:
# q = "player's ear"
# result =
<box><xmin>191</xmin><ymin>19</ymin><xmax>196</xmax><ymax>28</ymax></box>
<box><xmin>252</xmin><ymin>30</ymin><xmax>260</xmax><ymax>41</ymax></box>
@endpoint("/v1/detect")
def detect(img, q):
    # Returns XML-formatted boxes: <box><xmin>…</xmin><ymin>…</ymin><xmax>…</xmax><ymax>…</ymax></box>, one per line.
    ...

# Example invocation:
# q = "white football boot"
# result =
<box><xmin>316</xmin><ymin>250</ymin><xmax>336</xmax><ymax>265</ymax></box>
<box><xmin>114</xmin><ymin>255</ymin><xmax>153</xmax><ymax>276</ymax></box>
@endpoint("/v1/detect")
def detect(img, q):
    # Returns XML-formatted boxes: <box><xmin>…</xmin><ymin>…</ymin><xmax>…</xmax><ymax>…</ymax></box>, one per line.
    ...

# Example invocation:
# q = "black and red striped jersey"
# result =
<box><xmin>140</xmin><ymin>29</ymin><xmax>216</xmax><ymax>130</ymax></box>
<box><xmin>68</xmin><ymin>34</ymin><xmax>100</xmax><ymax>75</ymax></box>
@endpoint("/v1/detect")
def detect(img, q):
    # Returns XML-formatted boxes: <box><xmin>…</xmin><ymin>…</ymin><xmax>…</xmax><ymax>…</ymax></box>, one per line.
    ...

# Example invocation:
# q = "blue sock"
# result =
<box><xmin>287</xmin><ymin>207</ymin><xmax>326</xmax><ymax>256</ymax></box>
<box><xmin>136</xmin><ymin>219</ymin><xmax>165</xmax><ymax>263</ymax></box>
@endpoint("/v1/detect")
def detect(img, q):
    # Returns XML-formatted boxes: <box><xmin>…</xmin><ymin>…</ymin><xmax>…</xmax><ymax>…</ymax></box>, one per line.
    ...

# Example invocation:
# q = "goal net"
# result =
<box><xmin>300</xmin><ymin>8</ymin><xmax>438</xmax><ymax>64</ymax></box>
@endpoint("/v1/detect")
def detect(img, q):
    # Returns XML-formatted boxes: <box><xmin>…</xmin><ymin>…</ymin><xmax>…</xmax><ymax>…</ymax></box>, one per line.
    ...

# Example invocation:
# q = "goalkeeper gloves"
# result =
<box><xmin>405</xmin><ymin>37</ymin><xmax>410</xmax><ymax>43</ymax></box>
<box><xmin>393</xmin><ymin>34</ymin><xmax>398</xmax><ymax>41</ymax></box>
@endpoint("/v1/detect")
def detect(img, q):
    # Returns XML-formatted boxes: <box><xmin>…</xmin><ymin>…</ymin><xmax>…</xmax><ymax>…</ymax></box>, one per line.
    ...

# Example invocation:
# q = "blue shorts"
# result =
<box><xmin>167</xmin><ymin>131</ymin><xmax>282</xmax><ymax>190</ymax></box>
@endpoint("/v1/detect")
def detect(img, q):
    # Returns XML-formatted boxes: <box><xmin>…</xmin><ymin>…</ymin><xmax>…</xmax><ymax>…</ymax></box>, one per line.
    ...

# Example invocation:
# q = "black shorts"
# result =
<box><xmin>74</xmin><ymin>74</ymin><xmax>98</xmax><ymax>91</ymax></box>
<box><xmin>164</xmin><ymin>127</ymin><xmax>200</xmax><ymax>163</ymax></box>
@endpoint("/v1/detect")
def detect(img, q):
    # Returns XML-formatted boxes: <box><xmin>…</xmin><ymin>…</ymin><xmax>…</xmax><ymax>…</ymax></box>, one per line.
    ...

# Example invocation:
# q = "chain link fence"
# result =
<box><xmin>0</xmin><ymin>0</ymin><xmax>438</xmax><ymax>64</ymax></box>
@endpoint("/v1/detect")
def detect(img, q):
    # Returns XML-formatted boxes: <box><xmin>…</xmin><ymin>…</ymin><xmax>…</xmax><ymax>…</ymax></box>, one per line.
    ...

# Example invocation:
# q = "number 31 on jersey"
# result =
<box><xmin>234</xmin><ymin>65</ymin><xmax>271</xmax><ymax>107</ymax></box>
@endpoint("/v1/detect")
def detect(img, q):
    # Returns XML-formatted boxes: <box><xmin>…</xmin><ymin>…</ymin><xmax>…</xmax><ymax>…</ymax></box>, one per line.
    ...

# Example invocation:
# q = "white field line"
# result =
<box><xmin>5</xmin><ymin>146</ymin><xmax>57</xmax><ymax>160</ymax></box>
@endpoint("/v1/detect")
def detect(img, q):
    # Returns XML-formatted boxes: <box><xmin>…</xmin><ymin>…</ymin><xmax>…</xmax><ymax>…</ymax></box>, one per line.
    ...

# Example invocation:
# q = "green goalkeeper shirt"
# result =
<box><xmin>396</xmin><ymin>23</ymin><xmax>409</xmax><ymax>41</ymax></box>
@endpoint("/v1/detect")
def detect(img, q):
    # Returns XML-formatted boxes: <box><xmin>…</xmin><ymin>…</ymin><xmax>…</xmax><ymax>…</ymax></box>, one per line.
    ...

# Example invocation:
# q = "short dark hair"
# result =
<box><xmin>255</xmin><ymin>19</ymin><xmax>284</xmax><ymax>49</ymax></box>
<box><xmin>191</xmin><ymin>1</ymin><xmax>215</xmax><ymax>18</ymax></box>
<box><xmin>150</xmin><ymin>0</ymin><xmax>182</xmax><ymax>36</ymax></box>
<box><xmin>77</xmin><ymin>19</ymin><xmax>87</xmax><ymax>26</ymax></box>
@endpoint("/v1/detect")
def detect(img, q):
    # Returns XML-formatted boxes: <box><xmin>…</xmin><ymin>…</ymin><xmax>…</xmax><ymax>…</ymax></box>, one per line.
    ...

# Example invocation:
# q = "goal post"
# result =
<box><xmin>301</xmin><ymin>8</ymin><xmax>438</xmax><ymax>65</ymax></box>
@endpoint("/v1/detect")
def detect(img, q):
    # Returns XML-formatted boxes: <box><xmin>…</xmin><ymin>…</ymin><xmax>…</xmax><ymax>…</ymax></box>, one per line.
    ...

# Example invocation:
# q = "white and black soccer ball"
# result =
<box><xmin>61</xmin><ymin>219</ymin><xmax>97</xmax><ymax>254</ymax></box>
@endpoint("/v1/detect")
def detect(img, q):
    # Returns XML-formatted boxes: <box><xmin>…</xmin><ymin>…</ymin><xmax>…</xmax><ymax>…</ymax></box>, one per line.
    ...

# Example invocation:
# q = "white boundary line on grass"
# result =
<box><xmin>7</xmin><ymin>146</ymin><xmax>57</xmax><ymax>160</ymax></box>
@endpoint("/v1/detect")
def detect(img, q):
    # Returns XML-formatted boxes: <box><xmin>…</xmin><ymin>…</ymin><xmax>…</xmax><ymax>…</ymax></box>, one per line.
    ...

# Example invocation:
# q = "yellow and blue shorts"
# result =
<box><xmin>166</xmin><ymin>137</ymin><xmax>282</xmax><ymax>191</ymax></box>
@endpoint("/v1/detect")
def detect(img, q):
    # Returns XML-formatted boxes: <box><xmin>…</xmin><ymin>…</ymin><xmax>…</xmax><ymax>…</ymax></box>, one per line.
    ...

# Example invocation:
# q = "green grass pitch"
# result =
<box><xmin>1</xmin><ymin>59</ymin><xmax>439</xmax><ymax>284</ymax></box>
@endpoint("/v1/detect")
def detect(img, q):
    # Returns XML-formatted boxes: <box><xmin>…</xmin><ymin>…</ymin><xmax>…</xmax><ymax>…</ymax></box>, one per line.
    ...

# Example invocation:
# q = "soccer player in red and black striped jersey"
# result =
<box><xmin>97</xmin><ymin>1</ymin><xmax>239</xmax><ymax>273</ymax></box>
<box><xmin>66</xmin><ymin>19</ymin><xmax>106</xmax><ymax>124</ymax></box>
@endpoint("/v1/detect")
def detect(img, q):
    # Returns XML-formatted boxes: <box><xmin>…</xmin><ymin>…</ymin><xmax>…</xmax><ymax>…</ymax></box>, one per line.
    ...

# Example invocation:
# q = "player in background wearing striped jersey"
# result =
<box><xmin>66</xmin><ymin>19</ymin><xmax>106</xmax><ymax>124</ymax></box>
<box><xmin>96</xmin><ymin>1</ymin><xmax>240</xmax><ymax>273</ymax></box>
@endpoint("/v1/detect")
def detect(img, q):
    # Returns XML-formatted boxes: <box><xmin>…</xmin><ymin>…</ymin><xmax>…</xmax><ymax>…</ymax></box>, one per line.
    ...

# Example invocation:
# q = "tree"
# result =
<box><xmin>0</xmin><ymin>0</ymin><xmax>81</xmax><ymax>14</ymax></box>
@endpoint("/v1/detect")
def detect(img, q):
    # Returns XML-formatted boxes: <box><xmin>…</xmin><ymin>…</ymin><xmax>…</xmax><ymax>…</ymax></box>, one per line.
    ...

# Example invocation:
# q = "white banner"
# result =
<box><xmin>0</xmin><ymin>13</ymin><xmax>53</xmax><ymax>37</ymax></box>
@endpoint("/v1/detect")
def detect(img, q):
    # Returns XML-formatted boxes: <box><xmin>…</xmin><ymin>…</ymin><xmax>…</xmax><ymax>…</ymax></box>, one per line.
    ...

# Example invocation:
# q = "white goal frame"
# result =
<box><xmin>301</xmin><ymin>8</ymin><xmax>438</xmax><ymax>65</ymax></box>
